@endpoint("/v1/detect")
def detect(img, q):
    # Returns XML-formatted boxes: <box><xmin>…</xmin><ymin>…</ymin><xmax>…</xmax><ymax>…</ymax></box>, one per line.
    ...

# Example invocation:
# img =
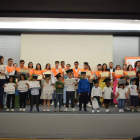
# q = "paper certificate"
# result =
<box><xmin>19</xmin><ymin>69</ymin><xmax>29</xmax><ymax>73</ymax></box>
<box><xmin>90</xmin><ymin>75</ymin><xmax>95</xmax><ymax>79</ymax></box>
<box><xmin>29</xmin><ymin>81</ymin><xmax>40</xmax><ymax>88</ymax></box>
<box><xmin>92</xmin><ymin>98</ymin><xmax>99</xmax><ymax>109</ymax></box>
<box><xmin>18</xmin><ymin>81</ymin><xmax>28</xmax><ymax>90</ymax></box>
<box><xmin>101</xmin><ymin>72</ymin><xmax>109</xmax><ymax>77</ymax></box>
<box><xmin>37</xmin><ymin>75</ymin><xmax>43</xmax><ymax>80</ymax></box>
<box><xmin>43</xmin><ymin>71</ymin><xmax>51</xmax><ymax>75</ymax></box>
<box><xmin>4</xmin><ymin>83</ymin><xmax>15</xmax><ymax>92</ymax></box>
<box><xmin>65</xmin><ymin>79</ymin><xmax>75</xmax><ymax>86</ymax></box>
<box><xmin>0</xmin><ymin>67</ymin><xmax>4</xmax><ymax>72</ymax></box>
<box><xmin>43</xmin><ymin>84</ymin><xmax>53</xmax><ymax>94</ymax></box>
<box><xmin>115</xmin><ymin>70</ymin><xmax>123</xmax><ymax>75</ymax></box>
<box><xmin>85</xmin><ymin>71</ymin><xmax>91</xmax><ymax>76</ymax></box>
<box><xmin>127</xmin><ymin>71</ymin><xmax>136</xmax><ymax>76</ymax></box>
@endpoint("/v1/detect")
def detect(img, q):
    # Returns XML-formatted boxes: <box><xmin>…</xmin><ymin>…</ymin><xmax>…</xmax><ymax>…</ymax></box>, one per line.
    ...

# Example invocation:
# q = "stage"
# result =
<box><xmin>0</xmin><ymin>105</ymin><xmax>140</xmax><ymax>139</ymax></box>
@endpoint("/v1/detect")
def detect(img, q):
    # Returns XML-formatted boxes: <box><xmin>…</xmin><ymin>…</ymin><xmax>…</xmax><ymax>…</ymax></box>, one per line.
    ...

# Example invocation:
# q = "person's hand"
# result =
<box><xmin>117</xmin><ymin>92</ymin><xmax>120</xmax><ymax>96</ymax></box>
<box><xmin>17</xmin><ymin>84</ymin><xmax>19</xmax><ymax>86</ymax></box>
<box><xmin>25</xmin><ymin>83</ymin><xmax>29</xmax><ymax>86</ymax></box>
<box><xmin>13</xmin><ymin>85</ymin><xmax>16</xmax><ymax>87</ymax></box>
<box><xmin>0</xmin><ymin>72</ymin><xmax>5</xmax><ymax>76</ymax></box>
<box><xmin>3</xmin><ymin>85</ymin><xmax>6</xmax><ymax>88</ymax></box>
<box><xmin>91</xmin><ymin>97</ymin><xmax>94</xmax><ymax>100</ymax></box>
<box><xmin>79</xmin><ymin>93</ymin><xmax>81</xmax><ymax>95</ymax></box>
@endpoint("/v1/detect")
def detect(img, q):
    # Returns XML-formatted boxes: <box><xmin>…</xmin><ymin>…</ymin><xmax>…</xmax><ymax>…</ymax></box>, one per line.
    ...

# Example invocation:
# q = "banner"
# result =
<box><xmin>125</xmin><ymin>57</ymin><xmax>140</xmax><ymax>68</ymax></box>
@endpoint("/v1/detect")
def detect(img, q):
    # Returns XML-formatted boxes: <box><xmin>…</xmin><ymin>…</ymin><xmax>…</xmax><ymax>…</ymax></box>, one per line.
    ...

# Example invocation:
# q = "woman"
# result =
<box><xmin>0</xmin><ymin>56</ymin><xmax>8</xmax><ymax>111</ymax></box>
<box><xmin>13</xmin><ymin>63</ymin><xmax>18</xmax><ymax>69</ymax></box>
<box><xmin>113</xmin><ymin>65</ymin><xmax>125</xmax><ymax>107</ymax></box>
<box><xmin>133</xmin><ymin>60</ymin><xmax>140</xmax><ymax>73</ymax></box>
<box><xmin>42</xmin><ymin>63</ymin><xmax>51</xmax><ymax>79</ymax></box>
<box><xmin>136</xmin><ymin>70</ymin><xmax>140</xmax><ymax>106</ymax></box>
<box><xmin>28</xmin><ymin>62</ymin><xmax>34</xmax><ymax>77</ymax></box>
<box><xmin>123</xmin><ymin>64</ymin><xmax>127</xmax><ymax>72</ymax></box>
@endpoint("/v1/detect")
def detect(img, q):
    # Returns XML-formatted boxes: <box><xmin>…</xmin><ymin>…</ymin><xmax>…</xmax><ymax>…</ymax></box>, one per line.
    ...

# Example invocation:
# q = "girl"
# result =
<box><xmin>28</xmin><ymin>62</ymin><xmax>34</xmax><ymax>77</ymax></box>
<box><xmin>4</xmin><ymin>75</ymin><xmax>17</xmax><ymax>112</ymax></box>
<box><xmin>115</xmin><ymin>79</ymin><xmax>127</xmax><ymax>113</ymax></box>
<box><xmin>17</xmin><ymin>73</ymin><xmax>29</xmax><ymax>112</ymax></box>
<box><xmin>42</xmin><ymin>63</ymin><xmax>51</xmax><ymax>76</ymax></box>
<box><xmin>41</xmin><ymin>74</ymin><xmax>53</xmax><ymax>112</ymax></box>
<box><xmin>0</xmin><ymin>56</ymin><xmax>8</xmax><ymax>111</ymax></box>
<box><xmin>13</xmin><ymin>63</ymin><xmax>18</xmax><ymax>69</ymax></box>
<box><xmin>133</xmin><ymin>60</ymin><xmax>140</xmax><ymax>73</ymax></box>
<box><xmin>113</xmin><ymin>65</ymin><xmax>125</xmax><ymax>108</ymax></box>
<box><xmin>123</xmin><ymin>64</ymin><xmax>127</xmax><ymax>72</ymax></box>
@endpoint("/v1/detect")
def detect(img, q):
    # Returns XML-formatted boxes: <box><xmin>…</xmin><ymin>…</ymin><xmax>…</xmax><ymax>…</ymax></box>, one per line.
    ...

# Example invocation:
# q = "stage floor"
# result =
<box><xmin>0</xmin><ymin>105</ymin><xmax>140</xmax><ymax>139</ymax></box>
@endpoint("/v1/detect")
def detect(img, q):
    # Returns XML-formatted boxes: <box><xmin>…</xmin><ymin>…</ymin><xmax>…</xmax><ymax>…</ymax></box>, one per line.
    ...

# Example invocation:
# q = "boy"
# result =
<box><xmin>64</xmin><ymin>69</ymin><xmax>76</xmax><ymax>112</ymax></box>
<box><xmin>55</xmin><ymin>73</ymin><xmax>64</xmax><ymax>112</ymax></box>
<box><xmin>91</xmin><ymin>79</ymin><xmax>102</xmax><ymax>113</ymax></box>
<box><xmin>102</xmin><ymin>78</ymin><xmax>113</xmax><ymax>113</ymax></box>
<box><xmin>78</xmin><ymin>72</ymin><xmax>90</xmax><ymax>112</ymax></box>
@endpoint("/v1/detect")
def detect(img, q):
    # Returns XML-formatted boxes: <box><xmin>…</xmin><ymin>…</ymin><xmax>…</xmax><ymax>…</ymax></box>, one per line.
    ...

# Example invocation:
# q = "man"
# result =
<box><xmin>60</xmin><ymin>61</ymin><xmax>65</xmax><ymax>71</ymax></box>
<box><xmin>6</xmin><ymin>58</ymin><xmax>16</xmax><ymax>75</ymax></box>
<box><xmin>94</xmin><ymin>64</ymin><xmax>102</xmax><ymax>78</ymax></box>
<box><xmin>107</xmin><ymin>62</ymin><xmax>115</xmax><ymax>81</ymax></box>
<box><xmin>78</xmin><ymin>62</ymin><xmax>89</xmax><ymax>76</ymax></box>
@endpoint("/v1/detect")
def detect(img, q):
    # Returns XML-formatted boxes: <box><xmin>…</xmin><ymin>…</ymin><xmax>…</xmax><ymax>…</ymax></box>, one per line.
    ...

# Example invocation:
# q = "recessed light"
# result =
<box><xmin>134</xmin><ymin>20</ymin><xmax>139</xmax><ymax>22</ymax></box>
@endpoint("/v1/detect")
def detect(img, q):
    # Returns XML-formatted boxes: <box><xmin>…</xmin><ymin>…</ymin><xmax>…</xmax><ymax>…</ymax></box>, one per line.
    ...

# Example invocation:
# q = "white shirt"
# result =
<box><xmin>0</xmin><ymin>65</ymin><xmax>8</xmax><ymax>79</ymax></box>
<box><xmin>6</xmin><ymin>83</ymin><xmax>16</xmax><ymax>94</ymax></box>
<box><xmin>31</xmin><ymin>87</ymin><xmax>40</xmax><ymax>95</ymax></box>
<box><xmin>115</xmin><ymin>88</ymin><xmax>127</xmax><ymax>99</ymax></box>
<box><xmin>102</xmin><ymin>86</ymin><xmax>113</xmax><ymax>99</ymax></box>
<box><xmin>129</xmin><ymin>85</ymin><xmax>138</xmax><ymax>96</ymax></box>
<box><xmin>109</xmin><ymin>68</ymin><xmax>113</xmax><ymax>80</ymax></box>
<box><xmin>51</xmin><ymin>68</ymin><xmax>59</xmax><ymax>84</ymax></box>
<box><xmin>18</xmin><ymin>80</ymin><xmax>28</xmax><ymax>92</ymax></box>
<box><xmin>65</xmin><ymin>78</ymin><xmax>75</xmax><ymax>91</ymax></box>
<box><xmin>91</xmin><ymin>87</ymin><xmax>102</xmax><ymax>97</ymax></box>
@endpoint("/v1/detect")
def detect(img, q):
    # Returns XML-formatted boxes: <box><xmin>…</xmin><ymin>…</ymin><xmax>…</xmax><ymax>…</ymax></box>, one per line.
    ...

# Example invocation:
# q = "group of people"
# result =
<box><xmin>0</xmin><ymin>55</ymin><xmax>140</xmax><ymax>113</ymax></box>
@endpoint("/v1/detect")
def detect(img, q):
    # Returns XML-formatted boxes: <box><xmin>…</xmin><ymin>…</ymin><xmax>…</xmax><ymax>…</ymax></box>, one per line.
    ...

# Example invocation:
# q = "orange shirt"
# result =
<box><xmin>6</xmin><ymin>66</ymin><xmax>15</xmax><ymax>73</ymax></box>
<box><xmin>81</xmin><ymin>69</ymin><xmax>89</xmax><ymax>72</ymax></box>
<box><xmin>94</xmin><ymin>71</ymin><xmax>100</xmax><ymax>77</ymax></box>
<box><xmin>16</xmin><ymin>67</ymin><xmax>29</xmax><ymax>72</ymax></box>
<box><xmin>33</xmin><ymin>70</ymin><xmax>42</xmax><ymax>75</ymax></box>
<box><xmin>42</xmin><ymin>69</ymin><xmax>51</xmax><ymax>73</ymax></box>
<box><xmin>29</xmin><ymin>68</ymin><xmax>34</xmax><ymax>76</ymax></box>
<box><xmin>51</xmin><ymin>67</ymin><xmax>63</xmax><ymax>76</ymax></box>
<box><xmin>72</xmin><ymin>68</ymin><xmax>81</xmax><ymax>78</ymax></box>
<box><xmin>113</xmin><ymin>72</ymin><xmax>124</xmax><ymax>79</ymax></box>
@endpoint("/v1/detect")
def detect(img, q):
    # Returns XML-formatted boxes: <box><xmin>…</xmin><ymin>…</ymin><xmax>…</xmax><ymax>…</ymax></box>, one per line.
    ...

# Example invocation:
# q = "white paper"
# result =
<box><xmin>19</xmin><ymin>69</ymin><xmax>29</xmax><ymax>73</ymax></box>
<box><xmin>37</xmin><ymin>75</ymin><xmax>43</xmax><ymax>80</ymax></box>
<box><xmin>86</xmin><ymin>71</ymin><xmax>91</xmax><ymax>76</ymax></box>
<box><xmin>29</xmin><ymin>81</ymin><xmax>40</xmax><ymax>88</ymax></box>
<box><xmin>18</xmin><ymin>81</ymin><xmax>28</xmax><ymax>90</ymax></box>
<box><xmin>42</xmin><ymin>84</ymin><xmax>53</xmax><ymax>94</ymax></box>
<box><xmin>91</xmin><ymin>98</ymin><xmax>99</xmax><ymax>109</ymax></box>
<box><xmin>4</xmin><ymin>83</ymin><xmax>15</xmax><ymax>92</ymax></box>
<box><xmin>65</xmin><ymin>79</ymin><xmax>74</xmax><ymax>86</ymax></box>
<box><xmin>43</xmin><ymin>71</ymin><xmax>51</xmax><ymax>75</ymax></box>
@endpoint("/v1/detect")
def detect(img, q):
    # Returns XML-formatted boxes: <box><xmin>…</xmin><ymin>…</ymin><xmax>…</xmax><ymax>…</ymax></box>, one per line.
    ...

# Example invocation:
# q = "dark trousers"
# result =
<box><xmin>66</xmin><ymin>91</ymin><xmax>75</xmax><ymax>108</ymax></box>
<box><xmin>30</xmin><ymin>95</ymin><xmax>39</xmax><ymax>109</ymax></box>
<box><xmin>130</xmin><ymin>95</ymin><xmax>138</xmax><ymax>106</ymax></box>
<box><xmin>7</xmin><ymin>94</ymin><xmax>15</xmax><ymax>109</ymax></box>
<box><xmin>79</xmin><ymin>92</ymin><xmax>88</xmax><ymax>109</ymax></box>
<box><xmin>19</xmin><ymin>92</ymin><xmax>27</xmax><ymax>108</ymax></box>
<box><xmin>88</xmin><ymin>83</ymin><xmax>93</xmax><ymax>104</ymax></box>
<box><xmin>55</xmin><ymin>94</ymin><xmax>63</xmax><ymax>108</ymax></box>
<box><xmin>0</xmin><ymin>79</ymin><xmax>6</xmax><ymax>106</ymax></box>
<box><xmin>92</xmin><ymin>96</ymin><xmax>100</xmax><ymax>110</ymax></box>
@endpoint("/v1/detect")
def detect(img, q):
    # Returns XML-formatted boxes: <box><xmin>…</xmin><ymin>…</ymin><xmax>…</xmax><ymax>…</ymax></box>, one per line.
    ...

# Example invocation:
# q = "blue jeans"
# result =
<box><xmin>0</xmin><ymin>79</ymin><xmax>6</xmax><ymax>106</ymax></box>
<box><xmin>52</xmin><ymin>90</ymin><xmax>55</xmax><ymax>102</ymax></box>
<box><xmin>55</xmin><ymin>94</ymin><xmax>63</xmax><ymax>108</ymax></box>
<box><xmin>63</xmin><ymin>87</ymin><xmax>71</xmax><ymax>104</ymax></box>
<box><xmin>118</xmin><ymin>99</ymin><xmax>125</xmax><ymax>109</ymax></box>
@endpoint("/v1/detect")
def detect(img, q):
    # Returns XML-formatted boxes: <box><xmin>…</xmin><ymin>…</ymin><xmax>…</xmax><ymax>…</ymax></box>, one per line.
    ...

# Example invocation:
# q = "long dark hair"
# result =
<box><xmin>116</xmin><ymin>65</ymin><xmax>121</xmax><ymax>70</ymax></box>
<box><xmin>20</xmin><ymin>74</ymin><xmax>26</xmax><ymax>80</ymax></box>
<box><xmin>127</xmin><ymin>65</ymin><xmax>133</xmax><ymax>71</ymax></box>
<box><xmin>8</xmin><ymin>76</ymin><xmax>16</xmax><ymax>83</ymax></box>
<box><xmin>123</xmin><ymin>64</ymin><xmax>127</xmax><ymax>70</ymax></box>
<box><xmin>36</xmin><ymin>63</ymin><xmax>42</xmax><ymax>70</ymax></box>
<box><xmin>0</xmin><ymin>55</ymin><xmax>4</xmax><ymax>64</ymax></box>
<box><xmin>102</xmin><ymin>63</ymin><xmax>107</xmax><ymax>71</ymax></box>
<box><xmin>135</xmin><ymin>60</ymin><xmax>140</xmax><ymax>68</ymax></box>
<box><xmin>88</xmin><ymin>65</ymin><xmax>91</xmax><ymax>71</ymax></box>
<box><xmin>45</xmin><ymin>63</ymin><xmax>51</xmax><ymax>70</ymax></box>
<box><xmin>136</xmin><ymin>70</ymin><xmax>140</xmax><ymax>77</ymax></box>
<box><xmin>28</xmin><ymin>62</ymin><xmax>33</xmax><ymax>68</ymax></box>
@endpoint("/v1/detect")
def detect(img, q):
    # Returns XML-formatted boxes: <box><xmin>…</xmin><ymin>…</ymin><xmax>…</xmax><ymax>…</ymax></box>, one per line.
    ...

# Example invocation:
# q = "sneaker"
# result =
<box><xmin>97</xmin><ymin>109</ymin><xmax>100</xmax><ymax>113</ymax></box>
<box><xmin>115</xmin><ymin>104</ymin><xmax>118</xmax><ymax>108</ymax></box>
<box><xmin>64</xmin><ymin>108</ymin><xmax>68</xmax><ymax>112</ymax></box>
<box><xmin>87</xmin><ymin>103</ymin><xmax>92</xmax><ymax>107</ymax></box>
<box><xmin>37</xmin><ymin>108</ymin><xmax>39</xmax><ymax>112</ymax></box>
<box><xmin>106</xmin><ymin>109</ymin><xmax>110</xmax><ymax>113</ymax></box>
<box><xmin>43</xmin><ymin>109</ymin><xmax>46</xmax><ymax>112</ymax></box>
<box><xmin>126</xmin><ymin>107</ymin><xmax>130</xmax><ymax>111</ymax></box>
<box><xmin>54</xmin><ymin>108</ymin><xmax>57</xmax><ymax>112</ymax></box>
<box><xmin>22</xmin><ymin>108</ymin><xmax>26</xmax><ymax>112</ymax></box>
<box><xmin>121</xmin><ymin>109</ymin><xmax>124</xmax><ymax>112</ymax></box>
<box><xmin>30</xmin><ymin>108</ymin><xmax>33</xmax><ymax>112</ymax></box>
<box><xmin>3</xmin><ymin>106</ymin><xmax>7</xmax><ymax>109</ymax></box>
<box><xmin>51</xmin><ymin>102</ymin><xmax>54</xmax><ymax>106</ymax></box>
<box><xmin>59</xmin><ymin>108</ymin><xmax>63</xmax><ymax>112</ymax></box>
<box><xmin>71</xmin><ymin>108</ymin><xmax>76</xmax><ymax>112</ymax></box>
<box><xmin>119</xmin><ymin>109</ymin><xmax>122</xmax><ymax>112</ymax></box>
<box><xmin>47</xmin><ymin>109</ymin><xmax>50</xmax><ymax>112</ymax></box>
<box><xmin>19</xmin><ymin>108</ymin><xmax>22</xmax><ymax>112</ymax></box>
<box><xmin>11</xmin><ymin>109</ymin><xmax>14</xmax><ymax>112</ymax></box>
<box><xmin>84</xmin><ymin>109</ymin><xmax>88</xmax><ymax>112</ymax></box>
<box><xmin>92</xmin><ymin>110</ymin><xmax>95</xmax><ymax>113</ymax></box>
<box><xmin>131</xmin><ymin>109</ymin><xmax>134</xmax><ymax>112</ymax></box>
<box><xmin>6</xmin><ymin>108</ymin><xmax>10</xmax><ymax>112</ymax></box>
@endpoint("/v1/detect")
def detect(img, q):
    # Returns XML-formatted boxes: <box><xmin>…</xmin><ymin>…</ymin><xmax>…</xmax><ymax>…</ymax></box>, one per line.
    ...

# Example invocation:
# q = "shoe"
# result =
<box><xmin>59</xmin><ymin>108</ymin><xmax>63</xmax><ymax>112</ymax></box>
<box><xmin>106</xmin><ymin>109</ymin><xmax>110</xmax><ymax>113</ymax></box>
<box><xmin>87</xmin><ymin>103</ymin><xmax>92</xmax><ymax>107</ymax></box>
<box><xmin>121</xmin><ymin>109</ymin><xmax>124</xmax><ymax>112</ymax></box>
<box><xmin>30</xmin><ymin>108</ymin><xmax>33</xmax><ymax>112</ymax></box>
<box><xmin>22</xmin><ymin>108</ymin><xmax>26</xmax><ymax>112</ymax></box>
<box><xmin>37</xmin><ymin>108</ymin><xmax>39</xmax><ymax>112</ymax></box>
<box><xmin>97</xmin><ymin>109</ymin><xmax>100</xmax><ymax>113</ymax></box>
<box><xmin>92</xmin><ymin>110</ymin><xmax>95</xmax><ymax>113</ymax></box>
<box><xmin>131</xmin><ymin>109</ymin><xmax>134</xmax><ymax>112</ymax></box>
<box><xmin>19</xmin><ymin>108</ymin><xmax>22</xmax><ymax>112</ymax></box>
<box><xmin>115</xmin><ymin>104</ymin><xmax>118</xmax><ymax>108</ymax></box>
<box><xmin>43</xmin><ymin>109</ymin><xmax>46</xmax><ymax>112</ymax></box>
<box><xmin>71</xmin><ymin>108</ymin><xmax>76</xmax><ymax>112</ymax></box>
<box><xmin>6</xmin><ymin>108</ymin><xmax>10</xmax><ymax>112</ymax></box>
<box><xmin>84</xmin><ymin>109</ymin><xmax>88</xmax><ymax>112</ymax></box>
<box><xmin>47</xmin><ymin>109</ymin><xmax>50</xmax><ymax>112</ymax></box>
<box><xmin>119</xmin><ymin>109</ymin><xmax>122</xmax><ymax>112</ymax></box>
<box><xmin>51</xmin><ymin>102</ymin><xmax>54</xmax><ymax>106</ymax></box>
<box><xmin>126</xmin><ymin>107</ymin><xmax>130</xmax><ymax>111</ymax></box>
<box><xmin>64</xmin><ymin>108</ymin><xmax>69</xmax><ymax>112</ymax></box>
<box><xmin>54</xmin><ymin>108</ymin><xmax>57</xmax><ymax>112</ymax></box>
<box><xmin>3</xmin><ymin>106</ymin><xmax>7</xmax><ymax>109</ymax></box>
<box><xmin>11</xmin><ymin>109</ymin><xmax>14</xmax><ymax>112</ymax></box>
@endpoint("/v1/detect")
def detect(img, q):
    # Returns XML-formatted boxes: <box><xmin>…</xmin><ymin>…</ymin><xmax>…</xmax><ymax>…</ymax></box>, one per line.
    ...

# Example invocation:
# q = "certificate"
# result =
<box><xmin>0</xmin><ymin>67</ymin><xmax>4</xmax><ymax>72</ymax></box>
<box><xmin>18</xmin><ymin>81</ymin><xmax>28</xmax><ymax>90</ymax></box>
<box><xmin>42</xmin><ymin>84</ymin><xmax>53</xmax><ymax>94</ymax></box>
<box><xmin>90</xmin><ymin>75</ymin><xmax>95</xmax><ymax>79</ymax></box>
<box><xmin>29</xmin><ymin>81</ymin><xmax>40</xmax><ymax>88</ymax></box>
<box><xmin>65</xmin><ymin>79</ymin><xmax>74</xmax><ymax>86</ymax></box>
<box><xmin>127</xmin><ymin>71</ymin><xmax>136</xmax><ymax>76</ymax></box>
<box><xmin>43</xmin><ymin>71</ymin><xmax>51</xmax><ymax>75</ymax></box>
<box><xmin>86</xmin><ymin>71</ymin><xmax>91</xmax><ymax>76</ymax></box>
<box><xmin>19</xmin><ymin>69</ymin><xmax>29</xmax><ymax>73</ymax></box>
<box><xmin>115</xmin><ymin>70</ymin><xmax>123</xmax><ymax>75</ymax></box>
<box><xmin>101</xmin><ymin>72</ymin><xmax>109</xmax><ymax>77</ymax></box>
<box><xmin>37</xmin><ymin>75</ymin><xmax>43</xmax><ymax>80</ymax></box>
<box><xmin>4</xmin><ymin>83</ymin><xmax>15</xmax><ymax>92</ymax></box>
<box><xmin>91</xmin><ymin>98</ymin><xmax>99</xmax><ymax>109</ymax></box>
<box><xmin>64</xmin><ymin>70</ymin><xmax>67</xmax><ymax>75</ymax></box>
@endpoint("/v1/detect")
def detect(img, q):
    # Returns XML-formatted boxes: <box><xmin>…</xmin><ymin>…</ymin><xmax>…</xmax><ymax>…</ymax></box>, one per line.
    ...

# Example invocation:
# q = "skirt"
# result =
<box><xmin>104</xmin><ymin>99</ymin><xmax>111</xmax><ymax>104</ymax></box>
<box><xmin>40</xmin><ymin>93</ymin><xmax>52</xmax><ymax>100</ymax></box>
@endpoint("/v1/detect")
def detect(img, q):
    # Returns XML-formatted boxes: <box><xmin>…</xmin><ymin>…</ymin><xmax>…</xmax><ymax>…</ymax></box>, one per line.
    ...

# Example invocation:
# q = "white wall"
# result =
<box><xmin>20</xmin><ymin>34</ymin><xmax>113</xmax><ymax>71</ymax></box>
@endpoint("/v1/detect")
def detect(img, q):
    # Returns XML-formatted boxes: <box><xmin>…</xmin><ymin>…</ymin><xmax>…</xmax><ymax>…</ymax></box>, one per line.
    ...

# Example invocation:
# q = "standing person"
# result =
<box><xmin>123</xmin><ymin>64</ymin><xmax>127</xmax><ymax>72</ymax></box>
<box><xmin>136</xmin><ymin>70</ymin><xmax>140</xmax><ymax>106</ymax></box>
<box><xmin>133</xmin><ymin>60</ymin><xmax>140</xmax><ymax>73</ymax></box>
<box><xmin>102</xmin><ymin>78</ymin><xmax>113</xmax><ymax>113</ymax></box>
<box><xmin>54</xmin><ymin>73</ymin><xmax>64</xmax><ymax>112</ymax></box>
<box><xmin>0</xmin><ymin>56</ymin><xmax>8</xmax><ymax>111</ymax></box>
<box><xmin>17</xmin><ymin>73</ymin><xmax>29</xmax><ymax>112</ymax></box>
<box><xmin>51</xmin><ymin>61</ymin><xmax>63</xmax><ymax>106</ymax></box>
<box><xmin>60</xmin><ymin>61</ymin><xmax>65</xmax><ymax>71</ymax></box>
<box><xmin>13</xmin><ymin>63</ymin><xmax>18</xmax><ymax>69</ymax></box>
<box><xmin>94</xmin><ymin>64</ymin><xmax>102</xmax><ymax>78</ymax></box>
<box><xmin>78</xmin><ymin>72</ymin><xmax>90</xmax><ymax>112</ymax></box>
<box><xmin>42</xmin><ymin>63</ymin><xmax>51</xmax><ymax>76</ymax></box>
<box><xmin>64</xmin><ymin>69</ymin><xmax>76</xmax><ymax>112</ymax></box>
<box><xmin>28</xmin><ymin>62</ymin><xmax>34</xmax><ymax>77</ymax></box>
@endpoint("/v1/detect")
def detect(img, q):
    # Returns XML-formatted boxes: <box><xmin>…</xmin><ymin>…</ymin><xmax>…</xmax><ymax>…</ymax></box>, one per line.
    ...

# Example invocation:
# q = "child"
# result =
<box><xmin>127</xmin><ymin>78</ymin><xmax>140</xmax><ymax>112</ymax></box>
<box><xmin>102</xmin><ymin>78</ymin><xmax>113</xmax><ymax>113</ymax></box>
<box><xmin>78</xmin><ymin>72</ymin><xmax>90</xmax><ymax>112</ymax></box>
<box><xmin>54</xmin><ymin>73</ymin><xmax>64</xmax><ymax>112</ymax></box>
<box><xmin>4</xmin><ymin>75</ymin><xmax>17</xmax><ymax>112</ymax></box>
<box><xmin>28</xmin><ymin>74</ymin><xmax>40</xmax><ymax>112</ymax></box>
<box><xmin>64</xmin><ymin>69</ymin><xmax>76</xmax><ymax>112</ymax></box>
<box><xmin>17</xmin><ymin>73</ymin><xmax>29</xmax><ymax>112</ymax></box>
<box><xmin>115</xmin><ymin>79</ymin><xmax>127</xmax><ymax>113</ymax></box>
<box><xmin>91</xmin><ymin>79</ymin><xmax>102</xmax><ymax>113</ymax></box>
<box><xmin>41</xmin><ymin>74</ymin><xmax>53</xmax><ymax>112</ymax></box>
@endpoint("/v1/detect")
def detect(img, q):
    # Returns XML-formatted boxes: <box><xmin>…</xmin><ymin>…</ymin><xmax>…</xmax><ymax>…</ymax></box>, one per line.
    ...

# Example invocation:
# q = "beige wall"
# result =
<box><xmin>20</xmin><ymin>34</ymin><xmax>113</xmax><ymax>71</ymax></box>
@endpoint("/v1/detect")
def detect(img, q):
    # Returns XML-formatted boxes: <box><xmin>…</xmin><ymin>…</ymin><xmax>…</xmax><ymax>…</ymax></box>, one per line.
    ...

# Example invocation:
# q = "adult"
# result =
<box><xmin>133</xmin><ymin>60</ymin><xmax>140</xmax><ymax>73</ymax></box>
<box><xmin>94</xmin><ymin>64</ymin><xmax>102</xmax><ymax>78</ymax></box>
<box><xmin>28</xmin><ymin>62</ymin><xmax>34</xmax><ymax>77</ymax></box>
<box><xmin>107</xmin><ymin>62</ymin><xmax>115</xmax><ymax>81</ymax></box>
<box><xmin>60</xmin><ymin>61</ymin><xmax>65</xmax><ymax>71</ymax></box>
<box><xmin>123</xmin><ymin>64</ymin><xmax>127</xmax><ymax>72</ymax></box>
<box><xmin>6</xmin><ymin>58</ymin><xmax>15</xmax><ymax>75</ymax></box>
<box><xmin>13</xmin><ymin>63</ymin><xmax>18</xmax><ymax>69</ymax></box>
<box><xmin>136</xmin><ymin>70</ymin><xmax>140</xmax><ymax>106</ymax></box>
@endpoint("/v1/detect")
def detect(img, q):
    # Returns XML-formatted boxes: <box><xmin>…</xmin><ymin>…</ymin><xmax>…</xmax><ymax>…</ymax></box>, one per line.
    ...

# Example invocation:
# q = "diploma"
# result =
<box><xmin>4</xmin><ymin>84</ymin><xmax>15</xmax><ymax>92</ymax></box>
<box><xmin>90</xmin><ymin>75</ymin><xmax>95</xmax><ymax>79</ymax></box>
<box><xmin>115</xmin><ymin>70</ymin><xmax>123</xmax><ymax>75</ymax></box>
<box><xmin>19</xmin><ymin>69</ymin><xmax>29</xmax><ymax>74</ymax></box>
<box><xmin>101</xmin><ymin>72</ymin><xmax>109</xmax><ymax>77</ymax></box>
<box><xmin>18</xmin><ymin>81</ymin><xmax>28</xmax><ymax>90</ymax></box>
<box><xmin>127</xmin><ymin>71</ymin><xmax>136</xmax><ymax>76</ymax></box>
<box><xmin>0</xmin><ymin>67</ymin><xmax>4</xmax><ymax>72</ymax></box>
<box><xmin>43</xmin><ymin>71</ymin><xmax>51</xmax><ymax>75</ymax></box>
<box><xmin>42</xmin><ymin>84</ymin><xmax>53</xmax><ymax>94</ymax></box>
<box><xmin>37</xmin><ymin>75</ymin><xmax>43</xmax><ymax>80</ymax></box>
<box><xmin>29</xmin><ymin>81</ymin><xmax>40</xmax><ymax>88</ymax></box>
<box><xmin>86</xmin><ymin>71</ymin><xmax>91</xmax><ymax>76</ymax></box>
<box><xmin>92</xmin><ymin>98</ymin><xmax>99</xmax><ymax>109</ymax></box>
<box><xmin>65</xmin><ymin>79</ymin><xmax>74</xmax><ymax>86</ymax></box>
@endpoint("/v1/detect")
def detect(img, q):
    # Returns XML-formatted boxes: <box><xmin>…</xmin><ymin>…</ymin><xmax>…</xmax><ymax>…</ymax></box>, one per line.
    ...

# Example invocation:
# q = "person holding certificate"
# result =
<box><xmin>125</xmin><ymin>65</ymin><xmax>136</xmax><ymax>79</ymax></box>
<box><xmin>28</xmin><ymin>62</ymin><xmax>34</xmax><ymax>77</ymax></box>
<box><xmin>17</xmin><ymin>73</ymin><xmax>29</xmax><ymax>112</ymax></box>
<box><xmin>64</xmin><ymin>69</ymin><xmax>76</xmax><ymax>112</ymax></box>
<box><xmin>78</xmin><ymin>62</ymin><xmax>90</xmax><ymax>77</ymax></box>
<box><xmin>133</xmin><ymin>60</ymin><xmax>140</xmax><ymax>73</ymax></box>
<box><xmin>94</xmin><ymin>64</ymin><xmax>102</xmax><ymax>78</ymax></box>
<box><xmin>4</xmin><ymin>75</ymin><xmax>18</xmax><ymax>112</ymax></box>
<box><xmin>42</xmin><ymin>63</ymin><xmax>51</xmax><ymax>78</ymax></box>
